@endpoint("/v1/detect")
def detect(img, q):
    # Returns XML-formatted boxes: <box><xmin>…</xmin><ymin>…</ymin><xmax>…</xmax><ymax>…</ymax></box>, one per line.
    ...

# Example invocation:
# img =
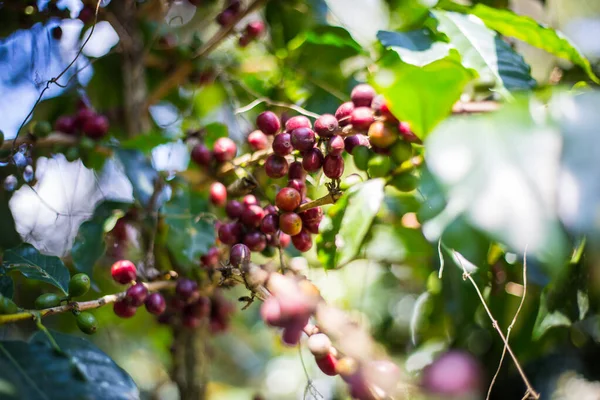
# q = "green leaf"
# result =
<box><xmin>120</xmin><ymin>132</ymin><xmax>172</xmax><ymax>153</ymax></box>
<box><xmin>3</xmin><ymin>244</ymin><xmax>70</xmax><ymax>295</ymax></box>
<box><xmin>438</xmin><ymin>2</ymin><xmax>600</xmax><ymax>84</ymax></box>
<box><xmin>164</xmin><ymin>186</ymin><xmax>215</xmax><ymax>269</ymax></box>
<box><xmin>431</xmin><ymin>10</ymin><xmax>536</xmax><ymax>95</ymax></box>
<box><xmin>533</xmin><ymin>291</ymin><xmax>571</xmax><ymax>340</ymax></box>
<box><xmin>71</xmin><ymin>222</ymin><xmax>105</xmax><ymax>277</ymax></box>
<box><xmin>291</xmin><ymin>25</ymin><xmax>366</xmax><ymax>69</ymax></box>
<box><xmin>324</xmin><ymin>0</ymin><xmax>389</xmax><ymax>47</ymax></box>
<box><xmin>0</xmin><ymin>275</ymin><xmax>14</xmax><ymax>299</ymax></box>
<box><xmin>316</xmin><ymin>179</ymin><xmax>385</xmax><ymax>269</ymax></box>
<box><xmin>0</xmin><ymin>331</ymin><xmax>139</xmax><ymax>400</ymax></box>
<box><xmin>203</xmin><ymin>122</ymin><xmax>228</xmax><ymax>148</ymax></box>
<box><xmin>363</xmin><ymin>224</ymin><xmax>431</xmax><ymax>264</ymax></box>
<box><xmin>371</xmin><ymin>51</ymin><xmax>473</xmax><ymax>139</ymax></box>
<box><xmin>377</xmin><ymin>29</ymin><xmax>452</xmax><ymax>67</ymax></box>
<box><xmin>0</xmin><ymin>191</ymin><xmax>21</xmax><ymax>250</ymax></box>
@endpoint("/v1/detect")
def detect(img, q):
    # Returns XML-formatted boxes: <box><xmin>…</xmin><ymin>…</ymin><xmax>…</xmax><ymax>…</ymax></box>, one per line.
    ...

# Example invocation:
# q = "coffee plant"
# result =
<box><xmin>0</xmin><ymin>0</ymin><xmax>600</xmax><ymax>399</ymax></box>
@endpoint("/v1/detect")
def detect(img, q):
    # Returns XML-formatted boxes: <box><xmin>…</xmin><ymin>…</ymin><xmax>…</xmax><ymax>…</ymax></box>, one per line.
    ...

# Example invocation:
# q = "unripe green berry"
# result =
<box><xmin>367</xmin><ymin>154</ymin><xmax>392</xmax><ymax>178</ymax></box>
<box><xmin>33</xmin><ymin>121</ymin><xmax>52</xmax><ymax>137</ymax></box>
<box><xmin>76</xmin><ymin>312</ymin><xmax>98</xmax><ymax>335</ymax></box>
<box><xmin>69</xmin><ymin>273</ymin><xmax>91</xmax><ymax>298</ymax></box>
<box><xmin>65</xmin><ymin>147</ymin><xmax>79</xmax><ymax>162</ymax></box>
<box><xmin>35</xmin><ymin>293</ymin><xmax>62</xmax><ymax>310</ymax></box>
<box><xmin>0</xmin><ymin>295</ymin><xmax>18</xmax><ymax>314</ymax></box>
<box><xmin>352</xmin><ymin>145</ymin><xmax>370</xmax><ymax>171</ymax></box>
<box><xmin>390</xmin><ymin>172</ymin><xmax>418</xmax><ymax>192</ymax></box>
<box><xmin>391</xmin><ymin>141</ymin><xmax>412</xmax><ymax>164</ymax></box>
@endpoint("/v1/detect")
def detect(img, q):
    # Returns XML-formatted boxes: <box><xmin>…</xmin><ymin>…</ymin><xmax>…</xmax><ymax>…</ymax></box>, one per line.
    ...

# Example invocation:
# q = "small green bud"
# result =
<box><xmin>33</xmin><ymin>121</ymin><xmax>52</xmax><ymax>137</ymax></box>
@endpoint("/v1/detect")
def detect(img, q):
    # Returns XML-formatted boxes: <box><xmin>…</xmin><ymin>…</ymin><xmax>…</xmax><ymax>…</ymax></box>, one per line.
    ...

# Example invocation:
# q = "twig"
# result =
<box><xmin>452</xmin><ymin>101</ymin><xmax>500</xmax><ymax>114</ymax></box>
<box><xmin>296</xmin><ymin>191</ymin><xmax>343</xmax><ymax>213</ymax></box>
<box><xmin>216</xmin><ymin>148</ymin><xmax>272</xmax><ymax>176</ymax></box>
<box><xmin>235</xmin><ymin>98</ymin><xmax>321</xmax><ymax>119</ymax></box>
<box><xmin>486</xmin><ymin>247</ymin><xmax>530</xmax><ymax>400</ymax></box>
<box><xmin>0</xmin><ymin>280</ymin><xmax>176</xmax><ymax>325</ymax></box>
<box><xmin>0</xmin><ymin>133</ymin><xmax>112</xmax><ymax>155</ymax></box>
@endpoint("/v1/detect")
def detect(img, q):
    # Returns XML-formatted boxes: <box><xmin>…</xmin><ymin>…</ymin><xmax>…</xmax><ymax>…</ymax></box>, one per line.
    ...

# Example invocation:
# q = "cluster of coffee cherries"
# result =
<box><xmin>211</xmin><ymin>0</ymin><xmax>265</xmax><ymax>47</ymax></box>
<box><xmin>1</xmin><ymin>141</ymin><xmax>35</xmax><ymax>193</ymax></box>
<box><xmin>110</xmin><ymin>260</ymin><xmax>167</xmax><ymax>318</ymax></box>
<box><xmin>53</xmin><ymin>103</ymin><xmax>110</xmax><ymax>140</ymax></box>
<box><xmin>191</xmin><ymin>136</ymin><xmax>237</xmax><ymax>167</ymax></box>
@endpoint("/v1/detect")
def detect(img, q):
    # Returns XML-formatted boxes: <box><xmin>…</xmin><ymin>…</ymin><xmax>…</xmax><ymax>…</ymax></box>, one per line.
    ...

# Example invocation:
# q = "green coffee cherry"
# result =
<box><xmin>65</xmin><ymin>147</ymin><xmax>79</xmax><ymax>162</ymax></box>
<box><xmin>390</xmin><ymin>172</ymin><xmax>418</xmax><ymax>192</ymax></box>
<box><xmin>35</xmin><ymin>293</ymin><xmax>62</xmax><ymax>310</ymax></box>
<box><xmin>391</xmin><ymin>141</ymin><xmax>412</xmax><ymax>164</ymax></box>
<box><xmin>33</xmin><ymin>121</ymin><xmax>52</xmax><ymax>137</ymax></box>
<box><xmin>76</xmin><ymin>312</ymin><xmax>98</xmax><ymax>335</ymax></box>
<box><xmin>79</xmin><ymin>137</ymin><xmax>96</xmax><ymax>151</ymax></box>
<box><xmin>352</xmin><ymin>146</ymin><xmax>371</xmax><ymax>171</ymax></box>
<box><xmin>0</xmin><ymin>295</ymin><xmax>18</xmax><ymax>314</ymax></box>
<box><xmin>69</xmin><ymin>273</ymin><xmax>91</xmax><ymax>298</ymax></box>
<box><xmin>367</xmin><ymin>154</ymin><xmax>392</xmax><ymax>178</ymax></box>
<box><xmin>261</xmin><ymin>246</ymin><xmax>276</xmax><ymax>258</ymax></box>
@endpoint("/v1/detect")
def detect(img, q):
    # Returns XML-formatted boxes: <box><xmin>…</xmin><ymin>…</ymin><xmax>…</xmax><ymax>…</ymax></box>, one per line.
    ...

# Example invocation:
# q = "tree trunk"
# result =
<box><xmin>171</xmin><ymin>325</ymin><xmax>209</xmax><ymax>400</ymax></box>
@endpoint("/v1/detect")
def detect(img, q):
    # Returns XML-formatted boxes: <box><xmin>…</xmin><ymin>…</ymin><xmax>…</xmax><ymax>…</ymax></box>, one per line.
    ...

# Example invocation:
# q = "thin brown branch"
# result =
<box><xmin>0</xmin><ymin>280</ymin><xmax>176</xmax><ymax>325</ymax></box>
<box><xmin>1</xmin><ymin>133</ymin><xmax>113</xmax><ymax>156</ymax></box>
<box><xmin>296</xmin><ymin>191</ymin><xmax>343</xmax><ymax>213</ymax></box>
<box><xmin>216</xmin><ymin>148</ymin><xmax>272</xmax><ymax>176</ymax></box>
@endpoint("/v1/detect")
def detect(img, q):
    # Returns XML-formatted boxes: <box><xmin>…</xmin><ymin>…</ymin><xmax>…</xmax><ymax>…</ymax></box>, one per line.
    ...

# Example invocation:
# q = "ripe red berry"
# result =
<box><xmin>290</xmin><ymin>127</ymin><xmax>316</xmax><ymax>152</ymax></box>
<box><xmin>335</xmin><ymin>102</ymin><xmax>354</xmax><ymax>126</ymax></box>
<box><xmin>260</xmin><ymin>213</ymin><xmax>279</xmax><ymax>234</ymax></box>
<box><xmin>287</xmin><ymin>179</ymin><xmax>306</xmax><ymax>199</ymax></box>
<box><xmin>327</xmin><ymin>135</ymin><xmax>345</xmax><ymax>156</ymax></box>
<box><xmin>218</xmin><ymin>222</ymin><xmax>242</xmax><ymax>245</ymax></box>
<box><xmin>248</xmin><ymin>130</ymin><xmax>268</xmax><ymax>151</ymax></box>
<box><xmin>372</xmin><ymin>95</ymin><xmax>397</xmax><ymax>122</ymax></box>
<box><xmin>285</xmin><ymin>116</ymin><xmax>312</xmax><ymax>132</ymax></box>
<box><xmin>114</xmin><ymin>299</ymin><xmax>137</xmax><ymax>318</ymax></box>
<box><xmin>282</xmin><ymin>322</ymin><xmax>306</xmax><ymax>346</ymax></box>
<box><xmin>75</xmin><ymin>107</ymin><xmax>96</xmax><ymax>129</ymax></box>
<box><xmin>368</xmin><ymin>121</ymin><xmax>396</xmax><ymax>148</ymax></box>
<box><xmin>245</xmin><ymin>21</ymin><xmax>265</xmax><ymax>38</ymax></box>
<box><xmin>323</xmin><ymin>155</ymin><xmax>344</xmax><ymax>179</ymax></box>
<box><xmin>145</xmin><ymin>293</ymin><xmax>167</xmax><ymax>315</ymax></box>
<box><xmin>350</xmin><ymin>107</ymin><xmax>374</xmax><ymax>131</ymax></box>
<box><xmin>209</xmin><ymin>182</ymin><xmax>227</xmax><ymax>207</ymax></box>
<box><xmin>125</xmin><ymin>283</ymin><xmax>148</xmax><ymax>307</ymax></box>
<box><xmin>302</xmin><ymin>148</ymin><xmax>324</xmax><ymax>172</ymax></box>
<box><xmin>213</xmin><ymin>137</ymin><xmax>237</xmax><ymax>162</ymax></box>
<box><xmin>316</xmin><ymin>353</ymin><xmax>338</xmax><ymax>376</ymax></box>
<box><xmin>238</xmin><ymin>34</ymin><xmax>252</xmax><ymax>48</ymax></box>
<box><xmin>279</xmin><ymin>212</ymin><xmax>302</xmax><ymax>236</ymax></box>
<box><xmin>314</xmin><ymin>114</ymin><xmax>339</xmax><ymax>137</ymax></box>
<box><xmin>278</xmin><ymin>232</ymin><xmax>291</xmax><ymax>248</ymax></box>
<box><xmin>292</xmin><ymin>229</ymin><xmax>313</xmax><ymax>252</ymax></box>
<box><xmin>54</xmin><ymin>115</ymin><xmax>77</xmax><ymax>135</ymax></box>
<box><xmin>265</xmin><ymin>154</ymin><xmax>289</xmax><ymax>178</ymax></box>
<box><xmin>226</xmin><ymin>0</ymin><xmax>241</xmax><ymax>12</ymax></box>
<box><xmin>184</xmin><ymin>296</ymin><xmax>211</xmax><ymax>319</ymax></box>
<box><xmin>176</xmin><ymin>279</ymin><xmax>199</xmax><ymax>300</ymax></box>
<box><xmin>243</xmin><ymin>194</ymin><xmax>259</xmax><ymax>207</ymax></box>
<box><xmin>225</xmin><ymin>200</ymin><xmax>244</xmax><ymax>219</ymax></box>
<box><xmin>111</xmin><ymin>260</ymin><xmax>137</xmax><ymax>284</ymax></box>
<box><xmin>264</xmin><ymin>204</ymin><xmax>278</xmax><ymax>215</ymax></box>
<box><xmin>216</xmin><ymin>9</ymin><xmax>236</xmax><ymax>26</ymax></box>
<box><xmin>182</xmin><ymin>314</ymin><xmax>202</xmax><ymax>329</ymax></box>
<box><xmin>82</xmin><ymin>115</ymin><xmax>109</xmax><ymax>139</ymax></box>
<box><xmin>300</xmin><ymin>206</ymin><xmax>323</xmax><ymax>224</ymax></box>
<box><xmin>241</xmin><ymin>205</ymin><xmax>266</xmax><ymax>227</ymax></box>
<box><xmin>200</xmin><ymin>247</ymin><xmax>220</xmax><ymax>267</ymax></box>
<box><xmin>230</xmin><ymin>243</ymin><xmax>251</xmax><ymax>268</ymax></box>
<box><xmin>344</xmin><ymin>134</ymin><xmax>369</xmax><ymax>154</ymax></box>
<box><xmin>256</xmin><ymin>111</ymin><xmax>281</xmax><ymax>135</ymax></box>
<box><xmin>261</xmin><ymin>297</ymin><xmax>283</xmax><ymax>327</ymax></box>
<box><xmin>243</xmin><ymin>231</ymin><xmax>267</xmax><ymax>252</ymax></box>
<box><xmin>288</xmin><ymin>161</ymin><xmax>306</xmax><ymax>181</ymax></box>
<box><xmin>351</xmin><ymin>84</ymin><xmax>376</xmax><ymax>107</ymax></box>
<box><xmin>421</xmin><ymin>351</ymin><xmax>482</xmax><ymax>396</ymax></box>
<box><xmin>272</xmin><ymin>132</ymin><xmax>293</xmax><ymax>156</ymax></box>
<box><xmin>276</xmin><ymin>187</ymin><xmax>301</xmax><ymax>212</ymax></box>
<box><xmin>398</xmin><ymin>121</ymin><xmax>419</xmax><ymax>143</ymax></box>
<box><xmin>191</xmin><ymin>144</ymin><xmax>213</xmax><ymax>166</ymax></box>
<box><xmin>304</xmin><ymin>220</ymin><xmax>320</xmax><ymax>234</ymax></box>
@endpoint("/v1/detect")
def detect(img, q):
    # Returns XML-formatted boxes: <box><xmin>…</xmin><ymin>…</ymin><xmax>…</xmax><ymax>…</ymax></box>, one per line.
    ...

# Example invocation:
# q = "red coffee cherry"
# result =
<box><xmin>111</xmin><ymin>260</ymin><xmax>137</xmax><ymax>284</ymax></box>
<box><xmin>184</xmin><ymin>296</ymin><xmax>211</xmax><ymax>319</ymax></box>
<box><xmin>245</xmin><ymin>21</ymin><xmax>265</xmax><ymax>38</ymax></box>
<box><xmin>351</xmin><ymin>84</ymin><xmax>376</xmax><ymax>107</ymax></box>
<box><xmin>300</xmin><ymin>206</ymin><xmax>323</xmax><ymax>224</ymax></box>
<box><xmin>225</xmin><ymin>200</ymin><xmax>244</xmax><ymax>219</ymax></box>
<box><xmin>176</xmin><ymin>279</ymin><xmax>199</xmax><ymax>300</ymax></box>
<box><xmin>272</xmin><ymin>132</ymin><xmax>293</xmax><ymax>156</ymax></box>
<box><xmin>314</xmin><ymin>114</ymin><xmax>339</xmax><ymax>137</ymax></box>
<box><xmin>248</xmin><ymin>130</ymin><xmax>268</xmax><ymax>151</ymax></box>
<box><xmin>275</xmin><ymin>187</ymin><xmax>302</xmax><ymax>212</ymax></box>
<box><xmin>372</xmin><ymin>95</ymin><xmax>397</xmax><ymax>122</ymax></box>
<box><xmin>82</xmin><ymin>115</ymin><xmax>109</xmax><ymax>139</ymax></box>
<box><xmin>213</xmin><ymin>137</ymin><xmax>237</xmax><ymax>162</ymax></box>
<box><xmin>114</xmin><ymin>299</ymin><xmax>137</xmax><ymax>318</ymax></box>
<box><xmin>288</xmin><ymin>161</ymin><xmax>306</xmax><ymax>181</ymax></box>
<box><xmin>265</xmin><ymin>154</ymin><xmax>289</xmax><ymax>178</ymax></box>
<box><xmin>230</xmin><ymin>243</ymin><xmax>251</xmax><ymax>268</ymax></box>
<box><xmin>398</xmin><ymin>121</ymin><xmax>419</xmax><ymax>143</ymax></box>
<box><xmin>368</xmin><ymin>121</ymin><xmax>396</xmax><ymax>148</ymax></box>
<box><xmin>75</xmin><ymin>108</ymin><xmax>96</xmax><ymax>129</ymax></box>
<box><xmin>264</xmin><ymin>204</ymin><xmax>278</xmax><ymax>214</ymax></box>
<box><xmin>209</xmin><ymin>182</ymin><xmax>227</xmax><ymax>207</ymax></box>
<box><xmin>200</xmin><ymin>247</ymin><xmax>220</xmax><ymax>267</ymax></box>
<box><xmin>218</xmin><ymin>222</ymin><xmax>242</xmax><ymax>245</ymax></box>
<box><xmin>243</xmin><ymin>194</ymin><xmax>259</xmax><ymax>207</ymax></box>
<box><xmin>241</xmin><ymin>205</ymin><xmax>266</xmax><ymax>227</ymax></box>
<box><xmin>287</xmin><ymin>179</ymin><xmax>306</xmax><ymax>199</ymax></box>
<box><xmin>350</xmin><ymin>107</ymin><xmax>374</xmax><ymax>131</ymax></box>
<box><xmin>323</xmin><ymin>155</ymin><xmax>344</xmax><ymax>179</ymax></box>
<box><xmin>335</xmin><ymin>102</ymin><xmax>354</xmax><ymax>126</ymax></box>
<box><xmin>316</xmin><ymin>353</ymin><xmax>338</xmax><ymax>376</ymax></box>
<box><xmin>191</xmin><ymin>144</ymin><xmax>213</xmax><ymax>166</ymax></box>
<box><xmin>291</xmin><ymin>229</ymin><xmax>312</xmax><ymax>252</ymax></box>
<box><xmin>125</xmin><ymin>283</ymin><xmax>148</xmax><ymax>307</ymax></box>
<box><xmin>216</xmin><ymin>8</ymin><xmax>236</xmax><ymax>26</ymax></box>
<box><xmin>327</xmin><ymin>135</ymin><xmax>345</xmax><ymax>156</ymax></box>
<box><xmin>145</xmin><ymin>293</ymin><xmax>167</xmax><ymax>315</ymax></box>
<box><xmin>260</xmin><ymin>213</ymin><xmax>279</xmax><ymax>234</ymax></box>
<box><xmin>285</xmin><ymin>115</ymin><xmax>312</xmax><ymax>132</ymax></box>
<box><xmin>256</xmin><ymin>111</ymin><xmax>280</xmax><ymax>135</ymax></box>
<box><xmin>344</xmin><ymin>134</ymin><xmax>369</xmax><ymax>154</ymax></box>
<box><xmin>54</xmin><ymin>115</ymin><xmax>77</xmax><ymax>135</ymax></box>
<box><xmin>278</xmin><ymin>232</ymin><xmax>291</xmax><ymax>248</ymax></box>
<box><xmin>302</xmin><ymin>148</ymin><xmax>324</xmax><ymax>173</ymax></box>
<box><xmin>290</xmin><ymin>127</ymin><xmax>316</xmax><ymax>152</ymax></box>
<box><xmin>279</xmin><ymin>212</ymin><xmax>302</xmax><ymax>236</ymax></box>
<box><xmin>243</xmin><ymin>231</ymin><xmax>267</xmax><ymax>252</ymax></box>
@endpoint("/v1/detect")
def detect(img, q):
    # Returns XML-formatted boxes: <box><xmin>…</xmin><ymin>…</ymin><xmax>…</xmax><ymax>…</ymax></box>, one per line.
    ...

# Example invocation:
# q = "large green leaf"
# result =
<box><xmin>3</xmin><ymin>244</ymin><xmax>70</xmax><ymax>295</ymax></box>
<box><xmin>363</xmin><ymin>224</ymin><xmax>431</xmax><ymax>264</ymax></box>
<box><xmin>532</xmin><ymin>291</ymin><xmax>571</xmax><ymax>340</ymax></box>
<box><xmin>371</xmin><ymin>51</ymin><xmax>474</xmax><ymax>139</ymax></box>
<box><xmin>431</xmin><ymin>10</ymin><xmax>536</xmax><ymax>95</ymax></box>
<box><xmin>0</xmin><ymin>331</ymin><xmax>139</xmax><ymax>400</ymax></box>
<box><xmin>377</xmin><ymin>29</ymin><xmax>452</xmax><ymax>67</ymax></box>
<box><xmin>316</xmin><ymin>179</ymin><xmax>385</xmax><ymax>269</ymax></box>
<box><xmin>438</xmin><ymin>2</ymin><xmax>600</xmax><ymax>83</ymax></box>
<box><xmin>119</xmin><ymin>132</ymin><xmax>172</xmax><ymax>153</ymax></box>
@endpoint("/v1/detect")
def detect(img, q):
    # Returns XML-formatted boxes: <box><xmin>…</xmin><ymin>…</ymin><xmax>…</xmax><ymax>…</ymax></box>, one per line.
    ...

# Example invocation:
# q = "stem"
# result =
<box><xmin>0</xmin><ymin>281</ymin><xmax>176</xmax><ymax>325</ymax></box>
<box><xmin>296</xmin><ymin>191</ymin><xmax>342</xmax><ymax>213</ymax></box>
<box><xmin>171</xmin><ymin>324</ymin><xmax>209</xmax><ymax>400</ymax></box>
<box><xmin>0</xmin><ymin>133</ymin><xmax>112</xmax><ymax>155</ymax></box>
<box><xmin>216</xmin><ymin>148</ymin><xmax>272</xmax><ymax>176</ymax></box>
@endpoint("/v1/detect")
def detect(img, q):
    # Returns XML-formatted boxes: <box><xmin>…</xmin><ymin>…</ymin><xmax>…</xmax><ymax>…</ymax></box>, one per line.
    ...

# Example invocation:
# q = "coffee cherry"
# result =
<box><xmin>313</xmin><ymin>114</ymin><xmax>338</xmax><ymax>137</ymax></box>
<box><xmin>276</xmin><ymin>187</ymin><xmax>301</xmax><ymax>212</ymax></box>
<box><xmin>216</xmin><ymin>8</ymin><xmax>236</xmax><ymax>26</ymax></box>
<box><xmin>368</xmin><ymin>121</ymin><xmax>396</xmax><ymax>148</ymax></box>
<box><xmin>23</xmin><ymin>165</ymin><xmax>34</xmax><ymax>183</ymax></box>
<box><xmin>308</xmin><ymin>333</ymin><xmax>332</xmax><ymax>358</ymax></box>
<box><xmin>125</xmin><ymin>282</ymin><xmax>148</xmax><ymax>307</ymax></box>
<box><xmin>372</xmin><ymin>95</ymin><xmax>397</xmax><ymax>122</ymax></box>
<box><xmin>209</xmin><ymin>182</ymin><xmax>227</xmax><ymax>207</ymax></box>
<box><xmin>68</xmin><ymin>273</ymin><xmax>90</xmax><ymax>298</ymax></box>
<box><xmin>225</xmin><ymin>200</ymin><xmax>244</xmax><ymax>219</ymax></box>
<box><xmin>76</xmin><ymin>312</ymin><xmax>98</xmax><ymax>335</ymax></box>
<box><xmin>213</xmin><ymin>137</ymin><xmax>237</xmax><ymax>162</ymax></box>
<box><xmin>54</xmin><ymin>115</ymin><xmax>77</xmax><ymax>135</ymax></box>
<box><xmin>391</xmin><ymin>141</ymin><xmax>412</xmax><ymax>164</ymax></box>
<box><xmin>264</xmin><ymin>204</ymin><xmax>278</xmax><ymax>214</ymax></box>
<box><xmin>33</xmin><ymin>121</ymin><xmax>52</xmax><ymax>137</ymax></box>
<box><xmin>287</xmin><ymin>179</ymin><xmax>306</xmax><ymax>199</ymax></box>
<box><xmin>35</xmin><ymin>293</ymin><xmax>61</xmax><ymax>310</ymax></box>
<box><xmin>351</xmin><ymin>84</ymin><xmax>376</xmax><ymax>107</ymax></box>
<box><xmin>389</xmin><ymin>173</ymin><xmax>418</xmax><ymax>192</ymax></box>
<box><xmin>114</xmin><ymin>299</ymin><xmax>137</xmax><ymax>318</ymax></box>
<box><xmin>350</xmin><ymin>107</ymin><xmax>374</xmax><ymax>131</ymax></box>
<box><xmin>278</xmin><ymin>232</ymin><xmax>291</xmax><ymax>248</ymax></box>
<box><xmin>78</xmin><ymin>6</ymin><xmax>94</xmax><ymax>24</ymax></box>
<box><xmin>248</xmin><ymin>130</ymin><xmax>268</xmax><ymax>151</ymax></box>
<box><xmin>288</xmin><ymin>161</ymin><xmax>306</xmax><ymax>181</ymax></box>
<box><xmin>184</xmin><ymin>296</ymin><xmax>211</xmax><ymax>319</ymax></box>
<box><xmin>260</xmin><ymin>296</ymin><xmax>283</xmax><ymax>326</ymax></box>
<box><xmin>243</xmin><ymin>231</ymin><xmax>267</xmax><ymax>252</ymax></box>
<box><xmin>279</xmin><ymin>212</ymin><xmax>302</xmax><ymax>236</ymax></box>
<box><xmin>176</xmin><ymin>279</ymin><xmax>199</xmax><ymax>300</ymax></box>
<box><xmin>238</xmin><ymin>33</ymin><xmax>252</xmax><ymax>48</ymax></box>
<box><xmin>327</xmin><ymin>135</ymin><xmax>345</xmax><ymax>156</ymax></box>
<box><xmin>299</xmin><ymin>207</ymin><xmax>323</xmax><ymax>232</ymax></box>
<box><xmin>230</xmin><ymin>243</ymin><xmax>251</xmax><ymax>268</ymax></box>
<box><xmin>282</xmin><ymin>321</ymin><xmax>306</xmax><ymax>345</ymax></box>
<box><xmin>421</xmin><ymin>351</ymin><xmax>482</xmax><ymax>396</ymax></box>
<box><xmin>75</xmin><ymin>108</ymin><xmax>96</xmax><ymax>129</ymax></box>
<box><xmin>191</xmin><ymin>144</ymin><xmax>213</xmax><ymax>166</ymax></box>
<box><xmin>226</xmin><ymin>0</ymin><xmax>242</xmax><ymax>12</ymax></box>
<box><xmin>3</xmin><ymin>175</ymin><xmax>18</xmax><ymax>192</ymax></box>
<box><xmin>145</xmin><ymin>293</ymin><xmax>167</xmax><ymax>315</ymax></box>
<box><xmin>82</xmin><ymin>115</ymin><xmax>109</xmax><ymax>139</ymax></box>
<box><xmin>335</xmin><ymin>102</ymin><xmax>355</xmax><ymax>126</ymax></box>
<box><xmin>367</xmin><ymin>155</ymin><xmax>391</xmax><ymax>178</ymax></box>
<box><xmin>265</xmin><ymin>154</ymin><xmax>289</xmax><ymax>178</ymax></box>
<box><xmin>218</xmin><ymin>222</ymin><xmax>241</xmax><ymax>245</ymax></box>
<box><xmin>302</xmin><ymin>148</ymin><xmax>324</xmax><ymax>172</ymax></box>
<box><xmin>352</xmin><ymin>146</ymin><xmax>371</xmax><ymax>171</ymax></box>
<box><xmin>344</xmin><ymin>134</ymin><xmax>369</xmax><ymax>154</ymax></box>
<box><xmin>0</xmin><ymin>295</ymin><xmax>17</xmax><ymax>314</ymax></box>
<box><xmin>51</xmin><ymin>26</ymin><xmax>63</xmax><ymax>40</ymax></box>
<box><xmin>285</xmin><ymin>116</ymin><xmax>312</xmax><ymax>132</ymax></box>
<box><xmin>398</xmin><ymin>121</ymin><xmax>419</xmax><ymax>142</ymax></box>
<box><xmin>245</xmin><ymin>21</ymin><xmax>265</xmax><ymax>38</ymax></box>
<box><xmin>241</xmin><ymin>204</ymin><xmax>266</xmax><ymax>227</ymax></box>
<box><xmin>256</xmin><ymin>111</ymin><xmax>280</xmax><ymax>135</ymax></box>
<box><xmin>290</xmin><ymin>127</ymin><xmax>316</xmax><ymax>152</ymax></box>
<box><xmin>292</xmin><ymin>229</ymin><xmax>312</xmax><ymax>252</ymax></box>
<box><xmin>323</xmin><ymin>155</ymin><xmax>344</xmax><ymax>179</ymax></box>
<box><xmin>111</xmin><ymin>260</ymin><xmax>137</xmax><ymax>284</ymax></box>
<box><xmin>272</xmin><ymin>132</ymin><xmax>293</xmax><ymax>156</ymax></box>
<box><xmin>260</xmin><ymin>213</ymin><xmax>279</xmax><ymax>234</ymax></box>
<box><xmin>243</xmin><ymin>194</ymin><xmax>259</xmax><ymax>207</ymax></box>
<box><xmin>201</xmin><ymin>247</ymin><xmax>220</xmax><ymax>267</ymax></box>
<box><xmin>316</xmin><ymin>353</ymin><xmax>338</xmax><ymax>376</ymax></box>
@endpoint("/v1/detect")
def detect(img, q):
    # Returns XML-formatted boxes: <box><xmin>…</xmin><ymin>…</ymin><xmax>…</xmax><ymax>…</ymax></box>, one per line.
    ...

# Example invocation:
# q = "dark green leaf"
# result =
<box><xmin>0</xmin><ymin>275</ymin><xmax>13</xmax><ymax>299</ymax></box>
<box><xmin>203</xmin><ymin>122</ymin><xmax>228</xmax><ymax>148</ymax></box>
<box><xmin>120</xmin><ymin>132</ymin><xmax>172</xmax><ymax>153</ymax></box>
<box><xmin>316</xmin><ymin>192</ymin><xmax>351</xmax><ymax>270</ymax></box>
<box><xmin>377</xmin><ymin>29</ymin><xmax>452</xmax><ymax>67</ymax></box>
<box><xmin>0</xmin><ymin>191</ymin><xmax>21</xmax><ymax>250</ymax></box>
<box><xmin>3</xmin><ymin>244</ymin><xmax>70</xmax><ymax>295</ymax></box>
<box><xmin>0</xmin><ymin>331</ymin><xmax>139</xmax><ymax>400</ymax></box>
<box><xmin>71</xmin><ymin>221</ymin><xmax>105</xmax><ymax>277</ymax></box>
<box><xmin>533</xmin><ymin>290</ymin><xmax>571</xmax><ymax>340</ymax></box>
